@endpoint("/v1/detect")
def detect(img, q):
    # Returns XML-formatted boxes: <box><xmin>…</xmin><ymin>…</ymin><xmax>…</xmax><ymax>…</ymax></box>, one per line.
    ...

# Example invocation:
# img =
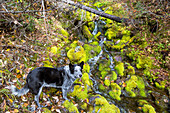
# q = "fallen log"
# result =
<box><xmin>61</xmin><ymin>0</ymin><xmax>134</xmax><ymax>23</ymax></box>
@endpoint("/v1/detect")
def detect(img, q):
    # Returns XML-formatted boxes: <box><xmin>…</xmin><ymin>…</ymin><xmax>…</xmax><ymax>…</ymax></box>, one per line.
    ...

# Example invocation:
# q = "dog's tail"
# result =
<box><xmin>11</xmin><ymin>83</ymin><xmax>29</xmax><ymax>96</ymax></box>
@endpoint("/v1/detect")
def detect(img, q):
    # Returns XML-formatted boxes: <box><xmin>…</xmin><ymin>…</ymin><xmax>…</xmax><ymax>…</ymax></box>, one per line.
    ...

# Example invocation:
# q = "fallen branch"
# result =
<box><xmin>61</xmin><ymin>0</ymin><xmax>131</xmax><ymax>23</ymax></box>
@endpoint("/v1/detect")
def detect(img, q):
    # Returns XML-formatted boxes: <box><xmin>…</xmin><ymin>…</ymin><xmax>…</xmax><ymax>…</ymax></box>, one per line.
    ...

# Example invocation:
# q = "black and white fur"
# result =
<box><xmin>11</xmin><ymin>61</ymin><xmax>84</xmax><ymax>107</ymax></box>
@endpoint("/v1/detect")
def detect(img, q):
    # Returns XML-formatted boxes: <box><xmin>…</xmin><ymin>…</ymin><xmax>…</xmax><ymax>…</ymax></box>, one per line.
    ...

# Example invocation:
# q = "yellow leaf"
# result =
<box><xmin>50</xmin><ymin>46</ymin><xmax>58</xmax><ymax>54</ymax></box>
<box><xmin>16</xmin><ymin>69</ymin><xmax>20</xmax><ymax>73</ymax></box>
<box><xmin>14</xmin><ymin>109</ymin><xmax>19</xmax><ymax>112</ymax></box>
<box><xmin>9</xmin><ymin>99</ymin><xmax>13</xmax><ymax>103</ymax></box>
<box><xmin>6</xmin><ymin>49</ymin><xmax>10</xmax><ymax>51</ymax></box>
<box><xmin>21</xmin><ymin>40</ymin><xmax>26</xmax><ymax>43</ymax></box>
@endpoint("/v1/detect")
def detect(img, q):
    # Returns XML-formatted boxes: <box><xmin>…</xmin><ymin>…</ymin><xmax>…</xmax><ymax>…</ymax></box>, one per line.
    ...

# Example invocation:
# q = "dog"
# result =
<box><xmin>11</xmin><ymin>61</ymin><xmax>84</xmax><ymax>107</ymax></box>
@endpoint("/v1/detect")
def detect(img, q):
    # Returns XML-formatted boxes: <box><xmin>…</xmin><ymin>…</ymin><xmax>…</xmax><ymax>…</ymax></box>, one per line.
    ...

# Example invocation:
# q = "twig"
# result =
<box><xmin>41</xmin><ymin>0</ymin><xmax>49</xmax><ymax>39</ymax></box>
<box><xmin>0</xmin><ymin>8</ymin><xmax>56</xmax><ymax>14</ymax></box>
<box><xmin>1</xmin><ymin>4</ymin><xmax>23</xmax><ymax>27</ymax></box>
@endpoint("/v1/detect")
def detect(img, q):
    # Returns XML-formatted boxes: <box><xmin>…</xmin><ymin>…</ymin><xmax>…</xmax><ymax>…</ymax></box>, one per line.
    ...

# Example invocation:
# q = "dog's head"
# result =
<box><xmin>69</xmin><ymin>61</ymin><xmax>84</xmax><ymax>79</ymax></box>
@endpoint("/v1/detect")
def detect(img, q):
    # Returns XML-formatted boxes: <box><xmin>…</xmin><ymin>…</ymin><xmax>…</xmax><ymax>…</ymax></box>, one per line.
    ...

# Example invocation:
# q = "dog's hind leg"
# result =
<box><xmin>34</xmin><ymin>85</ymin><xmax>44</xmax><ymax>108</ymax></box>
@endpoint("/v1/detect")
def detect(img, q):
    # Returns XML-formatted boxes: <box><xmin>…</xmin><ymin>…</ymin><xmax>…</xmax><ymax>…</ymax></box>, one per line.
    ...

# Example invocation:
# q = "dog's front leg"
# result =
<box><xmin>62</xmin><ymin>87</ymin><xmax>68</xmax><ymax>100</ymax></box>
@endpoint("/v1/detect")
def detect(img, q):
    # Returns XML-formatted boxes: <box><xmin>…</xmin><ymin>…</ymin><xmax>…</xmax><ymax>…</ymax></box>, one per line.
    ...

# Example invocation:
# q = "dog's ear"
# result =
<box><xmin>69</xmin><ymin>63</ymin><xmax>74</xmax><ymax>73</ymax></box>
<box><xmin>79</xmin><ymin>61</ymin><xmax>84</xmax><ymax>69</ymax></box>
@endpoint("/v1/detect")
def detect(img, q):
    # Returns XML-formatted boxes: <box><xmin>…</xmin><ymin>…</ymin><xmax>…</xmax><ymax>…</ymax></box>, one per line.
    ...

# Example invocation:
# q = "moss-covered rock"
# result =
<box><xmin>115</xmin><ymin>62</ymin><xmax>124</xmax><ymax>76</ymax></box>
<box><xmin>136</xmin><ymin>76</ymin><xmax>146</xmax><ymax>97</ymax></box>
<box><xmin>109</xmin><ymin>83</ymin><xmax>121</xmax><ymax>101</ymax></box>
<box><xmin>63</xmin><ymin>100</ymin><xmax>79</xmax><ymax>113</ymax></box>
<box><xmin>82</xmin><ymin>25</ymin><xmax>93</xmax><ymax>41</ymax></box>
<box><xmin>69</xmin><ymin>85</ymin><xmax>88</xmax><ymax>100</ymax></box>
<box><xmin>104</xmin><ymin>79</ymin><xmax>110</xmax><ymax>87</ymax></box>
<box><xmin>127</xmin><ymin>65</ymin><xmax>135</xmax><ymax>75</ymax></box>
<box><xmin>142</xmin><ymin>104</ymin><xmax>156</xmax><ymax>113</ymax></box>
<box><xmin>98</xmin><ymin>83</ymin><xmax>106</xmax><ymax>92</ymax></box>
<box><xmin>155</xmin><ymin>80</ymin><xmax>167</xmax><ymax>89</ymax></box>
<box><xmin>125</xmin><ymin>75</ymin><xmax>146</xmax><ymax>97</ymax></box>
<box><xmin>83</xmin><ymin>42</ymin><xmax>101</xmax><ymax>61</ymax></box>
<box><xmin>138</xmin><ymin>100</ymin><xmax>156</xmax><ymax>113</ymax></box>
<box><xmin>100</xmin><ymin>70</ymin><xmax>108</xmax><ymax>79</ymax></box>
<box><xmin>136</xmin><ymin>55</ymin><xmax>153</xmax><ymax>69</ymax></box>
<box><xmin>98</xmin><ymin>57</ymin><xmax>111</xmax><ymax>79</ymax></box>
<box><xmin>83</xmin><ymin>63</ymin><xmax>90</xmax><ymax>73</ymax></box>
<box><xmin>82</xmin><ymin>73</ymin><xmax>91</xmax><ymax>86</ymax></box>
<box><xmin>67</xmin><ymin>46</ymin><xmax>86</xmax><ymax>63</ymax></box>
<box><xmin>93</xmin><ymin>95</ymin><xmax>120</xmax><ymax>113</ymax></box>
<box><xmin>105</xmin><ymin>28</ymin><xmax>118</xmax><ymax>40</ymax></box>
<box><xmin>80</xmin><ymin>102</ymin><xmax>88</xmax><ymax>110</ymax></box>
<box><xmin>110</xmin><ymin>71</ymin><xmax>118</xmax><ymax>81</ymax></box>
<box><xmin>125</xmin><ymin>75</ymin><xmax>137</xmax><ymax>97</ymax></box>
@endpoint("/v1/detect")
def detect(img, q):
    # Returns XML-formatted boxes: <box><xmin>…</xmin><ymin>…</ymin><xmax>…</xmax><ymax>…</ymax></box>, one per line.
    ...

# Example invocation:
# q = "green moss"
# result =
<box><xmin>138</xmin><ymin>100</ymin><xmax>156</xmax><ymax>113</ymax></box>
<box><xmin>75</xmin><ymin>8</ymin><xmax>96</xmax><ymax>21</ymax></box>
<box><xmin>54</xmin><ymin>21</ymin><xmax>69</xmax><ymax>38</ymax></box>
<box><xmin>94</xmin><ymin>32</ymin><xmax>101</xmax><ymax>41</ymax></box>
<box><xmin>82</xmin><ymin>73</ymin><xmax>91</xmax><ymax>86</ymax></box>
<box><xmin>50</xmin><ymin>46</ymin><xmax>60</xmax><ymax>55</ymax></box>
<box><xmin>83</xmin><ymin>63</ymin><xmax>90</xmax><ymax>73</ymax></box>
<box><xmin>136</xmin><ymin>76</ymin><xmax>146</xmax><ymax>97</ymax></box>
<box><xmin>69</xmin><ymin>85</ymin><xmax>88</xmax><ymax>100</ymax></box>
<box><xmin>93</xmin><ymin>95</ymin><xmax>120</xmax><ymax>113</ymax></box>
<box><xmin>83</xmin><ymin>42</ymin><xmax>101</xmax><ymax>61</ymax></box>
<box><xmin>155</xmin><ymin>80</ymin><xmax>167</xmax><ymax>89</ymax></box>
<box><xmin>136</xmin><ymin>55</ymin><xmax>153</xmax><ymax>69</ymax></box>
<box><xmin>115</xmin><ymin>62</ymin><xmax>124</xmax><ymax>76</ymax></box>
<box><xmin>43</xmin><ymin>60</ymin><xmax>53</xmax><ymax>68</ymax></box>
<box><xmin>98</xmin><ymin>58</ymin><xmax>111</xmax><ymax>79</ymax></box>
<box><xmin>80</xmin><ymin>102</ymin><xmax>87</xmax><ymax>110</ymax></box>
<box><xmin>125</xmin><ymin>75</ymin><xmax>138</xmax><ymax>97</ymax></box>
<box><xmin>104</xmin><ymin>21</ymin><xmax>134</xmax><ymax>50</ymax></box>
<box><xmin>104</xmin><ymin>79</ymin><xmax>110</xmax><ymax>87</ymax></box>
<box><xmin>122</xmin><ymin>30</ymin><xmax>131</xmax><ymax>35</ymax></box>
<box><xmin>101</xmin><ymin>70</ymin><xmax>108</xmax><ymax>79</ymax></box>
<box><xmin>105</xmin><ymin>28</ymin><xmax>117</xmax><ymax>40</ymax></box>
<box><xmin>138</xmin><ymin>100</ymin><xmax>148</xmax><ymax>106</ymax></box>
<box><xmin>125</xmin><ymin>75</ymin><xmax>146</xmax><ymax>97</ymax></box>
<box><xmin>127</xmin><ymin>65</ymin><xmax>135</xmax><ymax>75</ymax></box>
<box><xmin>99</xmin><ymin>84</ymin><xmax>106</xmax><ymax>91</ymax></box>
<box><xmin>82</xmin><ymin>25</ymin><xmax>93</xmax><ymax>40</ymax></box>
<box><xmin>109</xmin><ymin>83</ymin><xmax>121</xmax><ymax>101</ymax></box>
<box><xmin>70</xmin><ymin>41</ymin><xmax>79</xmax><ymax>48</ymax></box>
<box><xmin>87</xmin><ymin>21</ymin><xmax>95</xmax><ymax>31</ymax></box>
<box><xmin>110</xmin><ymin>71</ymin><xmax>117</xmax><ymax>81</ymax></box>
<box><xmin>142</xmin><ymin>104</ymin><xmax>156</xmax><ymax>113</ymax></box>
<box><xmin>67</xmin><ymin>46</ymin><xmax>86</xmax><ymax>63</ymax></box>
<box><xmin>63</xmin><ymin>100</ymin><xmax>79</xmax><ymax>113</ymax></box>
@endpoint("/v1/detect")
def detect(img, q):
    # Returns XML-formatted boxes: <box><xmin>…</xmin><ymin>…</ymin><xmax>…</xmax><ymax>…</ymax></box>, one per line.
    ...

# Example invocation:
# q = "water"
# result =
<box><xmin>83</xmin><ymin>14</ymin><xmax>169</xmax><ymax>112</ymax></box>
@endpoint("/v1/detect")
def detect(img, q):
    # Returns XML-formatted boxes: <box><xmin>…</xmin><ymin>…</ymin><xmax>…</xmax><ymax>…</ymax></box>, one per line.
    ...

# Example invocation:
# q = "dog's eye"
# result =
<box><xmin>75</xmin><ymin>70</ymin><xmax>78</xmax><ymax>72</ymax></box>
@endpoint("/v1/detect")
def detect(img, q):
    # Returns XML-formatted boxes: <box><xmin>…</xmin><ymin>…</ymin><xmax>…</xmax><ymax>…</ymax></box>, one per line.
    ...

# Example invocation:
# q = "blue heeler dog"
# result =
<box><xmin>11</xmin><ymin>61</ymin><xmax>84</xmax><ymax>107</ymax></box>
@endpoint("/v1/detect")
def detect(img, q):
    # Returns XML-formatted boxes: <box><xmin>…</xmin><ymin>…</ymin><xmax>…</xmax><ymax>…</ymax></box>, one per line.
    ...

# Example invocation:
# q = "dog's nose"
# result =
<box><xmin>79</xmin><ymin>74</ymin><xmax>82</xmax><ymax>77</ymax></box>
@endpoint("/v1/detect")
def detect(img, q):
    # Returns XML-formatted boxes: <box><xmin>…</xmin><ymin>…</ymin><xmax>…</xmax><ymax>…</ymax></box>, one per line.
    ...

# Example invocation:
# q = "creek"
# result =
<box><xmin>78</xmin><ymin>16</ymin><xmax>169</xmax><ymax>113</ymax></box>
